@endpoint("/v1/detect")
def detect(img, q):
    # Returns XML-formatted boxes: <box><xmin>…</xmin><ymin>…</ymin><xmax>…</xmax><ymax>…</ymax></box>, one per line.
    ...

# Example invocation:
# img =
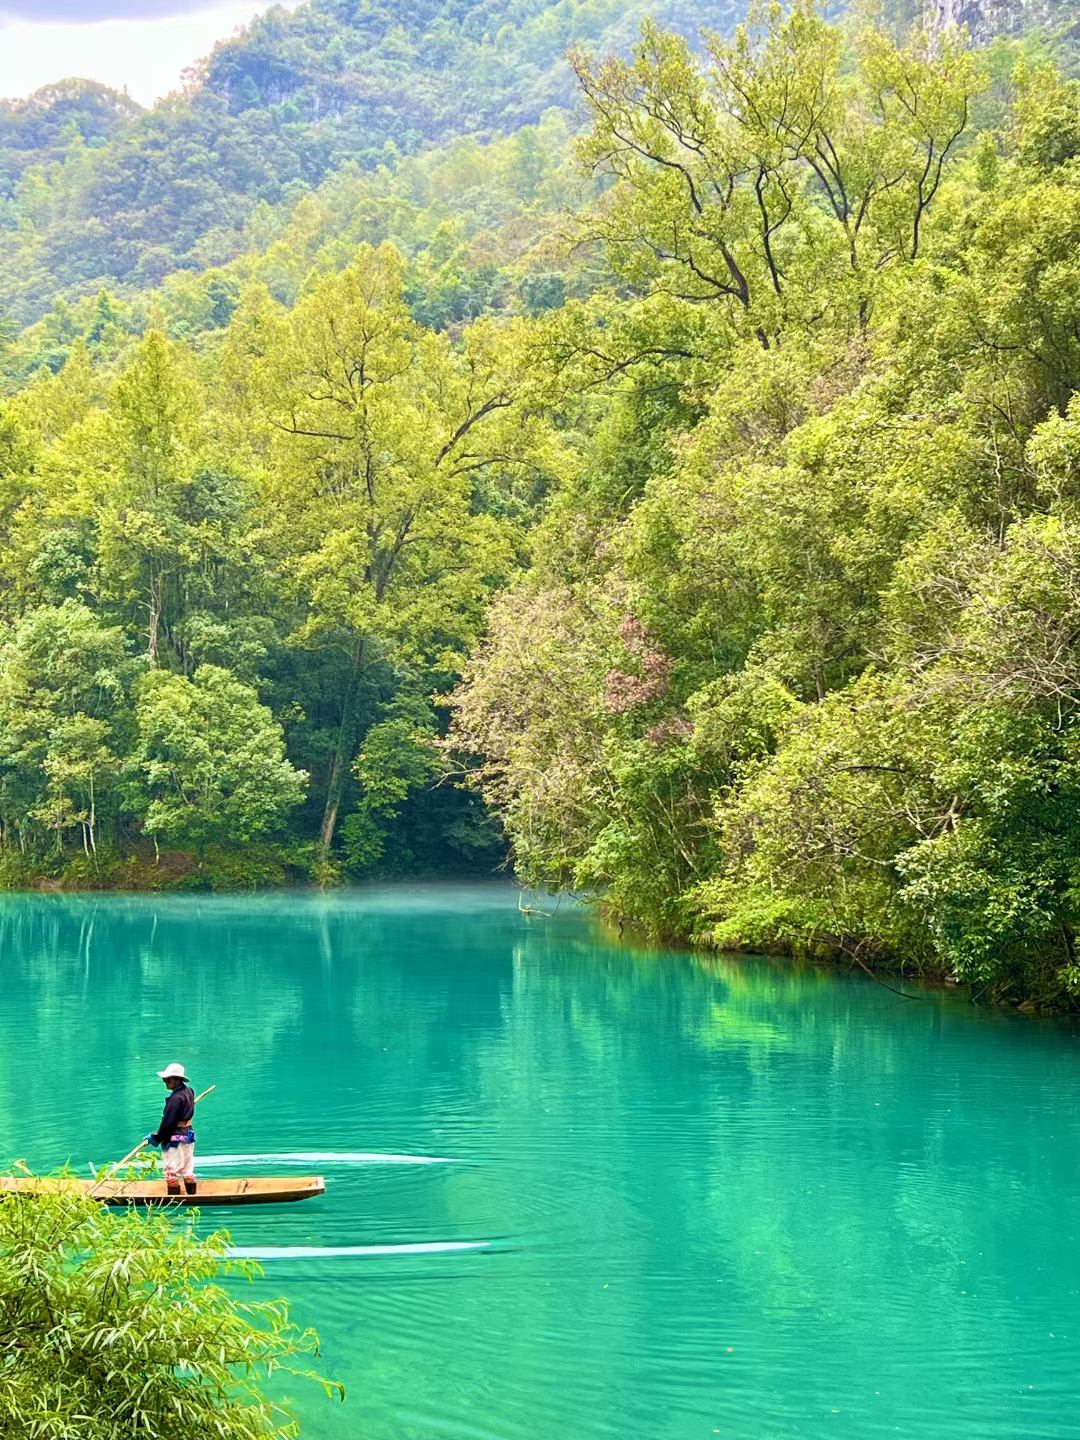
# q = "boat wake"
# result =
<box><xmin>228</xmin><ymin>1241</ymin><xmax>490</xmax><ymax>1259</ymax></box>
<box><xmin>198</xmin><ymin>1151</ymin><xmax>458</xmax><ymax>1167</ymax></box>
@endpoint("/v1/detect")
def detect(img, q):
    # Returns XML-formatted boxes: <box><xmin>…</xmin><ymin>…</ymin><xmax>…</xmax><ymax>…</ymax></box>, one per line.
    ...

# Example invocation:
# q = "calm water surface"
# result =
<box><xmin>0</xmin><ymin>885</ymin><xmax>1078</xmax><ymax>1439</ymax></box>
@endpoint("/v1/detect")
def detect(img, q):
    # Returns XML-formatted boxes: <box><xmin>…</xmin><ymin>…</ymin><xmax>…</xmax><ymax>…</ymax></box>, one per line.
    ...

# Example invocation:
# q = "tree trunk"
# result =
<box><xmin>148</xmin><ymin>566</ymin><xmax>161</xmax><ymax>665</ymax></box>
<box><xmin>318</xmin><ymin>638</ymin><xmax>365</xmax><ymax>860</ymax></box>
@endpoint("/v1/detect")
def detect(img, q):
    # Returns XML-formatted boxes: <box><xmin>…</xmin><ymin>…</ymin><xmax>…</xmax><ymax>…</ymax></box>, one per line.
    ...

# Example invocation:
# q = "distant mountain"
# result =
<box><xmin>0</xmin><ymin>0</ymin><xmax>743</xmax><ymax>323</ymax></box>
<box><xmin>199</xmin><ymin>0</ymin><xmax>734</xmax><ymax>142</ymax></box>
<box><xmin>0</xmin><ymin>79</ymin><xmax>143</xmax><ymax>182</ymax></box>
<box><xmin>926</xmin><ymin>0</ymin><xmax>1080</xmax><ymax>41</ymax></box>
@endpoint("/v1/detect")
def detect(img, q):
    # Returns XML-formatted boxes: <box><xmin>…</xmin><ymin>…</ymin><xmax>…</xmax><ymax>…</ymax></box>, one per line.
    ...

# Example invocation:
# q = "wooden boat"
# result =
<box><xmin>0</xmin><ymin>1175</ymin><xmax>325</xmax><ymax>1207</ymax></box>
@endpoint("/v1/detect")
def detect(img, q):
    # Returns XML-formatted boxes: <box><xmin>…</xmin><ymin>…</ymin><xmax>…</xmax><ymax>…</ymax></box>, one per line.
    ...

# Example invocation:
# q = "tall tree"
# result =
<box><xmin>95</xmin><ymin>331</ymin><xmax>205</xmax><ymax>663</ymax></box>
<box><xmin>225</xmin><ymin>244</ymin><xmax>549</xmax><ymax>856</ymax></box>
<box><xmin>571</xmin><ymin>3</ymin><xmax>979</xmax><ymax>347</ymax></box>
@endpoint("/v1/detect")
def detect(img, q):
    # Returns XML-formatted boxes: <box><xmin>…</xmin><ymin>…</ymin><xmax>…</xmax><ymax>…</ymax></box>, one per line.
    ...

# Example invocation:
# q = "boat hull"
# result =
<box><xmin>0</xmin><ymin>1175</ymin><xmax>325</xmax><ymax>1206</ymax></box>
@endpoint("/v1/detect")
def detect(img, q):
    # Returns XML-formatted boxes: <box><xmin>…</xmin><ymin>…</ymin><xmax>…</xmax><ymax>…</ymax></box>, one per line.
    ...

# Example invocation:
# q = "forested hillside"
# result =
<box><xmin>0</xmin><ymin>0</ymin><xmax>737</xmax><ymax>324</ymax></box>
<box><xmin>4</xmin><ymin>0</ymin><xmax>1080</xmax><ymax>1004</ymax></box>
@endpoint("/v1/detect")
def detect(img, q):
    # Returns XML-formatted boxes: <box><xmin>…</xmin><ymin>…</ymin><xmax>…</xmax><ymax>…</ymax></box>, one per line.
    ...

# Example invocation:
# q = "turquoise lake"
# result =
<box><xmin>0</xmin><ymin>884</ymin><xmax>1078</xmax><ymax>1438</ymax></box>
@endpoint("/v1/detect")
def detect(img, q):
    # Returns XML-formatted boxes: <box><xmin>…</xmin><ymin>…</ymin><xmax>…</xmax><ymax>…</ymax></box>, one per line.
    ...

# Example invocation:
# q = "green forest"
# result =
<box><xmin>5</xmin><ymin>0</ymin><xmax>1080</xmax><ymax>1005</ymax></box>
<box><xmin>0</xmin><ymin>0</ymin><xmax>733</xmax><ymax>325</ymax></box>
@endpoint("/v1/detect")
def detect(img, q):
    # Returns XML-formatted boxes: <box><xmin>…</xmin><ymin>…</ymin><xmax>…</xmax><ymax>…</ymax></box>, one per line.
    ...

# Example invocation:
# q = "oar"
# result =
<box><xmin>89</xmin><ymin>1085</ymin><xmax>216</xmax><ymax>1198</ymax></box>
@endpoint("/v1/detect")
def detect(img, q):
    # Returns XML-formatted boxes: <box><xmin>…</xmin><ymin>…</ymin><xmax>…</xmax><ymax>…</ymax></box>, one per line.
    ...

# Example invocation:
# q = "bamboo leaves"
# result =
<box><xmin>0</xmin><ymin>1180</ymin><xmax>340</xmax><ymax>1438</ymax></box>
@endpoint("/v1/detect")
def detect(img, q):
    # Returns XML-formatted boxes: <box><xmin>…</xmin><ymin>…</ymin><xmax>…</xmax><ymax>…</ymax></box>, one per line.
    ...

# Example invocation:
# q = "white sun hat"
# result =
<box><xmin>156</xmin><ymin>1062</ymin><xmax>188</xmax><ymax>1080</ymax></box>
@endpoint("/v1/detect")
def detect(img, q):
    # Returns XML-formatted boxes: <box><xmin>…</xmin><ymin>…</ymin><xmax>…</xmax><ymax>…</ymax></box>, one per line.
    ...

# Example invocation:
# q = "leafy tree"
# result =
<box><xmin>33</xmin><ymin>715</ymin><xmax>119</xmax><ymax>858</ymax></box>
<box><xmin>0</xmin><ymin>603</ymin><xmax>131</xmax><ymax>860</ymax></box>
<box><xmin>341</xmin><ymin>708</ymin><xmax>442</xmax><ymax>875</ymax></box>
<box><xmin>449</xmin><ymin>10</ymin><xmax>1080</xmax><ymax>1004</ymax></box>
<box><xmin>225</xmin><ymin>244</ymin><xmax>545</xmax><ymax>857</ymax></box>
<box><xmin>134</xmin><ymin>665</ymin><xmax>307</xmax><ymax>851</ymax></box>
<box><xmin>571</xmin><ymin>3</ymin><xmax>979</xmax><ymax>349</ymax></box>
<box><xmin>96</xmin><ymin>331</ymin><xmax>206</xmax><ymax>663</ymax></box>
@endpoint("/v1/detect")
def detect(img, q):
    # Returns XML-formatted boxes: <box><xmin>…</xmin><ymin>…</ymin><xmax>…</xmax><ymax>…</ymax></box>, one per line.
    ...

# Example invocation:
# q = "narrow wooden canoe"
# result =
<box><xmin>0</xmin><ymin>1176</ymin><xmax>325</xmax><ymax>1206</ymax></box>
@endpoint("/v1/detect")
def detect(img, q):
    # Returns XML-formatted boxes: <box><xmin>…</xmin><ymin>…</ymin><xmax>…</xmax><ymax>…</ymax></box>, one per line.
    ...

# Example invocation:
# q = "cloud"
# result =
<box><xmin>0</xmin><ymin>1</ymin><xmax>233</xmax><ymax>18</ymax></box>
<box><xmin>0</xmin><ymin>4</ymin><xmax>275</xmax><ymax>105</ymax></box>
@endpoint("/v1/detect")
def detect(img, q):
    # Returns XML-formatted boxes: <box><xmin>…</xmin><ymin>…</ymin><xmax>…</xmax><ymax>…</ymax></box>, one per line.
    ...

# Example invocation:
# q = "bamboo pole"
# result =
<box><xmin>88</xmin><ymin>1085</ymin><xmax>215</xmax><ymax>1198</ymax></box>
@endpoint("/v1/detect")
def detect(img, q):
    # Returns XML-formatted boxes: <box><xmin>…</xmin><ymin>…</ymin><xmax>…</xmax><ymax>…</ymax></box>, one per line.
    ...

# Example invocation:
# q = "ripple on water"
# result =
<box><xmin>198</xmin><ymin>1151</ymin><xmax>460</xmax><ymax>1167</ymax></box>
<box><xmin>1</xmin><ymin>886</ymin><xmax>1079</xmax><ymax>1440</ymax></box>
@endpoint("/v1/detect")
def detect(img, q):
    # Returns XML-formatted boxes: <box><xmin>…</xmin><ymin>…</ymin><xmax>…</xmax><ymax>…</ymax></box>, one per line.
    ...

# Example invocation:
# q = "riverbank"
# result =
<box><xmin>0</xmin><ymin>843</ymin><xmax>317</xmax><ymax>893</ymax></box>
<box><xmin>589</xmin><ymin>901</ymin><xmax>1080</xmax><ymax>1017</ymax></box>
<box><xmin>0</xmin><ymin>842</ymin><xmax>506</xmax><ymax>894</ymax></box>
<box><xmin>7</xmin><ymin>849</ymin><xmax>1075</xmax><ymax>1014</ymax></box>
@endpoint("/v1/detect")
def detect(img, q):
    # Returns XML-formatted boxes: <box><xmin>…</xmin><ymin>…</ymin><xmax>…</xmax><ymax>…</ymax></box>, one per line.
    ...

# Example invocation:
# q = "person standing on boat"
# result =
<box><xmin>146</xmin><ymin>1062</ymin><xmax>197</xmax><ymax>1196</ymax></box>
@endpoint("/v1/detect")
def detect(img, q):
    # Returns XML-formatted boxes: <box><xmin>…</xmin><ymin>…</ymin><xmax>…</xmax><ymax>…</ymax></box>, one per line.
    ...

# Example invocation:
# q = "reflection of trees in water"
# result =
<box><xmin>457</xmin><ymin>921</ymin><xmax>1080</xmax><ymax>1404</ymax></box>
<box><xmin>3</xmin><ymin>890</ymin><xmax>1080</xmax><ymax>1435</ymax></box>
<box><xmin>0</xmin><ymin>888</ymin><xmax>524</xmax><ymax>1169</ymax></box>
<box><xmin>0</xmin><ymin>896</ymin><xmax>306</xmax><ymax>1169</ymax></box>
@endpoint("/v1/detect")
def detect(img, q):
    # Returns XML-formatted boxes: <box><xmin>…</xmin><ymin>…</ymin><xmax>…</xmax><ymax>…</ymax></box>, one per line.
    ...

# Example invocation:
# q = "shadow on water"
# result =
<box><xmin>0</xmin><ymin>882</ymin><xmax>1078</xmax><ymax>1439</ymax></box>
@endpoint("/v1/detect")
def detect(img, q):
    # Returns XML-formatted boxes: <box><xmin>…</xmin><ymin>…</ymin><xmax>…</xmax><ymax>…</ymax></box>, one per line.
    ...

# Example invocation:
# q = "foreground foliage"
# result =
<box><xmin>0</xmin><ymin>1180</ymin><xmax>336</xmax><ymax>1437</ymax></box>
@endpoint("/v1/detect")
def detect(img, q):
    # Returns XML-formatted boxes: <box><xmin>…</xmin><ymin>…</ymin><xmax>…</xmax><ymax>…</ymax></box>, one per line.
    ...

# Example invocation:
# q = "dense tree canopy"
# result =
<box><xmin>450</xmin><ymin>6</ymin><xmax>1080</xmax><ymax>1006</ymax></box>
<box><xmin>0</xmin><ymin>242</ymin><xmax>546</xmax><ymax>886</ymax></box>
<box><xmin>4</xmin><ymin>1</ymin><xmax>1080</xmax><ymax>1004</ymax></box>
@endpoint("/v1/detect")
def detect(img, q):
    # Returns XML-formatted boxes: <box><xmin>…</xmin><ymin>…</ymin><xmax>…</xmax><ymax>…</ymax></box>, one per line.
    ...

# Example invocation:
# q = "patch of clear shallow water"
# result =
<box><xmin>1</xmin><ymin>884</ymin><xmax>1078</xmax><ymax>1439</ymax></box>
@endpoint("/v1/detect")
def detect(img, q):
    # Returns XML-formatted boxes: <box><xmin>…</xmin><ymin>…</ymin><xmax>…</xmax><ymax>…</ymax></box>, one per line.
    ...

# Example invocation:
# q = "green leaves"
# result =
<box><xmin>341</xmin><ymin>712</ymin><xmax>443</xmax><ymax>876</ymax></box>
<box><xmin>133</xmin><ymin>666</ymin><xmax>307</xmax><ymax>851</ymax></box>
<box><xmin>11</xmin><ymin>1</ymin><xmax>1080</xmax><ymax>990</ymax></box>
<box><xmin>449</xmin><ymin>10</ymin><xmax>1080</xmax><ymax>999</ymax></box>
<box><xmin>0</xmin><ymin>1178</ymin><xmax>339</xmax><ymax>1437</ymax></box>
<box><xmin>0</xmin><ymin>604</ymin><xmax>132</xmax><ymax>860</ymax></box>
<box><xmin>571</xmin><ymin>2</ymin><xmax>981</xmax><ymax>348</ymax></box>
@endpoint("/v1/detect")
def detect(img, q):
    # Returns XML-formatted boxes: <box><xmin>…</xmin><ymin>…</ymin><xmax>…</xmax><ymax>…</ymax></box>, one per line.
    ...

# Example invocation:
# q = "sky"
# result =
<box><xmin>0</xmin><ymin>1</ymin><xmax>289</xmax><ymax>107</ymax></box>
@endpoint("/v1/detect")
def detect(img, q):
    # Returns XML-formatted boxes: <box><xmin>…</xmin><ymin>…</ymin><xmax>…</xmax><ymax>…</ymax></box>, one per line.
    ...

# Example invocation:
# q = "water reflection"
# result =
<box><xmin>0</xmin><ymin>886</ymin><xmax>1077</xmax><ymax>1439</ymax></box>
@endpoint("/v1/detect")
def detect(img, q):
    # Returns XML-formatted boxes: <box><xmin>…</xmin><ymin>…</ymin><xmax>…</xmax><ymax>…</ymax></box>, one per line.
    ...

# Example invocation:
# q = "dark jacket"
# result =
<box><xmin>150</xmin><ymin>1083</ymin><xmax>195</xmax><ymax>1147</ymax></box>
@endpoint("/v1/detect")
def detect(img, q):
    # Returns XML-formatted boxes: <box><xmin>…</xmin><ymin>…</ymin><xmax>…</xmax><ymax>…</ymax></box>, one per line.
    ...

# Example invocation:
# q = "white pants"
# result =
<box><xmin>163</xmin><ymin>1141</ymin><xmax>195</xmax><ymax>1181</ymax></box>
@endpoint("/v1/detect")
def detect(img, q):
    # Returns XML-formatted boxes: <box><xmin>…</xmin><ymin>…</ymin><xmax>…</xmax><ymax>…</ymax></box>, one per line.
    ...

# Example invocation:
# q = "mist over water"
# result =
<box><xmin>1</xmin><ymin>884</ymin><xmax>1078</xmax><ymax>1439</ymax></box>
